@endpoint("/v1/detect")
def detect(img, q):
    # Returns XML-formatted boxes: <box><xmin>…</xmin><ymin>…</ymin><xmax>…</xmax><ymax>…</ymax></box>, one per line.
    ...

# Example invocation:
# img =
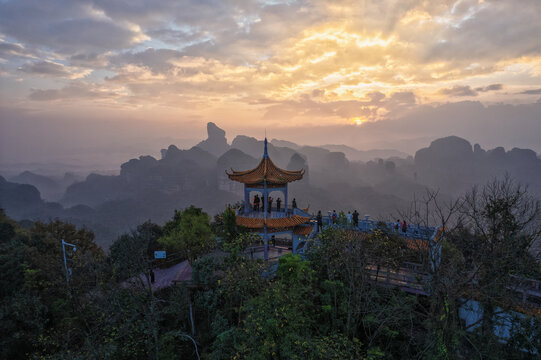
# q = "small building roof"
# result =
<box><xmin>226</xmin><ymin>138</ymin><xmax>304</xmax><ymax>185</ymax></box>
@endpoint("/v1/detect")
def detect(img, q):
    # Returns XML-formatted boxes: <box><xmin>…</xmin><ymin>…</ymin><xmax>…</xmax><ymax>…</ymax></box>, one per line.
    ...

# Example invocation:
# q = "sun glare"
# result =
<box><xmin>353</xmin><ymin>117</ymin><xmax>366</xmax><ymax>125</ymax></box>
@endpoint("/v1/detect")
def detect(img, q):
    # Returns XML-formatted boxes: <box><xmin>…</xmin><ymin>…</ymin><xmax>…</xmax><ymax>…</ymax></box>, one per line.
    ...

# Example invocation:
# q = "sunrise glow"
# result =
<box><xmin>1</xmin><ymin>0</ymin><xmax>540</xmax><ymax>159</ymax></box>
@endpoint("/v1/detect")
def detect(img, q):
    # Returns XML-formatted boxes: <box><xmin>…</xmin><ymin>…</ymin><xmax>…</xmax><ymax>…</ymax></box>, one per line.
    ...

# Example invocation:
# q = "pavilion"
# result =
<box><xmin>226</xmin><ymin>138</ymin><xmax>314</xmax><ymax>260</ymax></box>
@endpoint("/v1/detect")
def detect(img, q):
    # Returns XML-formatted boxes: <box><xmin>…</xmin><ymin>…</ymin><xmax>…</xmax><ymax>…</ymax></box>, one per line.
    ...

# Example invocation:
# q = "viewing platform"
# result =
<box><xmin>320</xmin><ymin>216</ymin><xmax>441</xmax><ymax>241</ymax></box>
<box><xmin>236</xmin><ymin>206</ymin><xmax>311</xmax><ymax>219</ymax></box>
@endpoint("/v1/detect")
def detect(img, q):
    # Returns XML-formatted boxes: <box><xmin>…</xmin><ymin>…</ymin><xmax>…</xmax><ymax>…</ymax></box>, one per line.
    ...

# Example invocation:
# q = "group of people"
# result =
<box><xmin>316</xmin><ymin>209</ymin><xmax>360</xmax><ymax>232</ymax></box>
<box><xmin>394</xmin><ymin>219</ymin><xmax>408</xmax><ymax>233</ymax></box>
<box><xmin>252</xmin><ymin>194</ymin><xmax>297</xmax><ymax>213</ymax></box>
<box><xmin>314</xmin><ymin>211</ymin><xmax>410</xmax><ymax>234</ymax></box>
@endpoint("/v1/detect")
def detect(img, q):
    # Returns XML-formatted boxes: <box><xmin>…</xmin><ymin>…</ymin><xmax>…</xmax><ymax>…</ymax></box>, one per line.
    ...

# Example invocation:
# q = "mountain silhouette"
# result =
<box><xmin>2</xmin><ymin>124</ymin><xmax>540</xmax><ymax>249</ymax></box>
<box><xmin>195</xmin><ymin>122</ymin><xmax>230</xmax><ymax>157</ymax></box>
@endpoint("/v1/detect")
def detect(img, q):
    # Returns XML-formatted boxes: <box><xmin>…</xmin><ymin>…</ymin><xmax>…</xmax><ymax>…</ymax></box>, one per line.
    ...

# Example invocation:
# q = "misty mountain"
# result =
<box><xmin>194</xmin><ymin>122</ymin><xmax>230</xmax><ymax>157</ymax></box>
<box><xmin>0</xmin><ymin>176</ymin><xmax>43</xmax><ymax>215</ymax></box>
<box><xmin>8</xmin><ymin>171</ymin><xmax>79</xmax><ymax>201</ymax></box>
<box><xmin>231</xmin><ymin>135</ymin><xmax>296</xmax><ymax>168</ymax></box>
<box><xmin>217</xmin><ymin>148</ymin><xmax>259</xmax><ymax>195</ymax></box>
<box><xmin>415</xmin><ymin>136</ymin><xmax>541</xmax><ymax>196</ymax></box>
<box><xmin>270</xmin><ymin>139</ymin><xmax>300</xmax><ymax>150</ymax></box>
<box><xmin>320</xmin><ymin>144</ymin><xmax>409</xmax><ymax>162</ymax></box>
<box><xmin>1</xmin><ymin>123</ymin><xmax>540</xmax><ymax>249</ymax></box>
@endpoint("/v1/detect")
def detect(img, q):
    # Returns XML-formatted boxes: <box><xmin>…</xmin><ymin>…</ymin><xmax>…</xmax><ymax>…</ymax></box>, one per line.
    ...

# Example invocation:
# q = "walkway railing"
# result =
<box><xmin>237</xmin><ymin>208</ymin><xmax>288</xmax><ymax>218</ymax></box>
<box><xmin>320</xmin><ymin>215</ymin><xmax>436</xmax><ymax>240</ymax></box>
<box><xmin>237</xmin><ymin>206</ymin><xmax>313</xmax><ymax>219</ymax></box>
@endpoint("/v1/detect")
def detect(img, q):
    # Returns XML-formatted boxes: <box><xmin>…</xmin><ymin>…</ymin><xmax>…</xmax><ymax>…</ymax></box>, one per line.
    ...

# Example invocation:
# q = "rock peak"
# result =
<box><xmin>207</xmin><ymin>122</ymin><xmax>226</xmax><ymax>139</ymax></box>
<box><xmin>195</xmin><ymin>122</ymin><xmax>230</xmax><ymax>157</ymax></box>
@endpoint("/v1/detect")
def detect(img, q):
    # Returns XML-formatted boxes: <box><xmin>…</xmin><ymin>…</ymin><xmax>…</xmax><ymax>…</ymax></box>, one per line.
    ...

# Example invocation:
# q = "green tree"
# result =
<box><xmin>110</xmin><ymin>221</ymin><xmax>162</xmax><ymax>281</ymax></box>
<box><xmin>159</xmin><ymin>206</ymin><xmax>216</xmax><ymax>265</ymax></box>
<box><xmin>0</xmin><ymin>213</ymin><xmax>108</xmax><ymax>359</ymax></box>
<box><xmin>109</xmin><ymin>221</ymin><xmax>164</xmax><ymax>359</ymax></box>
<box><xmin>221</xmin><ymin>206</ymin><xmax>239</xmax><ymax>243</ymax></box>
<box><xmin>366</xmin><ymin>224</ymin><xmax>407</xmax><ymax>283</ymax></box>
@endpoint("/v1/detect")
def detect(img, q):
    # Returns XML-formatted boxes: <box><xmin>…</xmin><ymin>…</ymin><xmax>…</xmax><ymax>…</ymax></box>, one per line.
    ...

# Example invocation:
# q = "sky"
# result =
<box><xmin>1</xmin><ymin>0</ymin><xmax>541</xmax><ymax>170</ymax></box>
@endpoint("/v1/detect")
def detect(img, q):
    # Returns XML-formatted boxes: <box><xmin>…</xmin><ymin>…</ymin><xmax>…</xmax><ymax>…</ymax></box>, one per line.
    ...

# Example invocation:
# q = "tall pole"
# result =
<box><xmin>62</xmin><ymin>239</ymin><xmax>77</xmax><ymax>283</ymax></box>
<box><xmin>263</xmin><ymin>138</ymin><xmax>269</xmax><ymax>260</ymax></box>
<box><xmin>263</xmin><ymin>179</ymin><xmax>268</xmax><ymax>261</ymax></box>
<box><xmin>62</xmin><ymin>239</ymin><xmax>69</xmax><ymax>283</ymax></box>
<box><xmin>284</xmin><ymin>185</ymin><xmax>288</xmax><ymax>215</ymax></box>
<box><xmin>244</xmin><ymin>186</ymin><xmax>249</xmax><ymax>215</ymax></box>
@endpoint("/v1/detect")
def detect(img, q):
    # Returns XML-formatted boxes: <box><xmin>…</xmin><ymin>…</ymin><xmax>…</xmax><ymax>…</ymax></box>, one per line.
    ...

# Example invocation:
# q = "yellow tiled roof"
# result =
<box><xmin>226</xmin><ymin>156</ymin><xmax>304</xmax><ymax>185</ymax></box>
<box><xmin>236</xmin><ymin>215</ymin><xmax>311</xmax><ymax>229</ymax></box>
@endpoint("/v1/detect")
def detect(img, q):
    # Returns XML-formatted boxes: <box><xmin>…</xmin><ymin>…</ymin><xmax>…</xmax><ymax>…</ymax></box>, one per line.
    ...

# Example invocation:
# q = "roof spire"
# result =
<box><xmin>263</xmin><ymin>137</ymin><xmax>269</xmax><ymax>158</ymax></box>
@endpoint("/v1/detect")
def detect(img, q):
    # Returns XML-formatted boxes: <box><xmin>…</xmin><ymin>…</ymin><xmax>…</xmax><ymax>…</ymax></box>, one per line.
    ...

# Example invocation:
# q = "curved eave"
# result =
<box><xmin>236</xmin><ymin>215</ymin><xmax>311</xmax><ymax>229</ymax></box>
<box><xmin>226</xmin><ymin>157</ymin><xmax>304</xmax><ymax>184</ymax></box>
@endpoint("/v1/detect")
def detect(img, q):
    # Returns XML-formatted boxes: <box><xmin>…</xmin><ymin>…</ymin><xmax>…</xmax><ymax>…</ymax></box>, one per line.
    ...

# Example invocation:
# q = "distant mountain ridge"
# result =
<box><xmin>8</xmin><ymin>171</ymin><xmax>79</xmax><ymax>201</ymax></box>
<box><xmin>319</xmin><ymin>144</ymin><xmax>410</xmax><ymax>162</ymax></box>
<box><xmin>415</xmin><ymin>135</ymin><xmax>541</xmax><ymax>196</ymax></box>
<box><xmin>1</xmin><ymin>123</ymin><xmax>540</xmax><ymax>250</ymax></box>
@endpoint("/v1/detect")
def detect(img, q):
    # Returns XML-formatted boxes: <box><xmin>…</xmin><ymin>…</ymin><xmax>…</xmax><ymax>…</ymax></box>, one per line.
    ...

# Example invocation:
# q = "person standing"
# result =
<box><xmin>276</xmin><ymin>197</ymin><xmax>281</xmax><ymax>212</ymax></box>
<box><xmin>317</xmin><ymin>210</ymin><xmax>323</xmax><ymax>232</ymax></box>
<box><xmin>352</xmin><ymin>210</ymin><xmax>359</xmax><ymax>228</ymax></box>
<box><xmin>254</xmin><ymin>194</ymin><xmax>259</xmax><ymax>211</ymax></box>
<box><xmin>292</xmin><ymin>198</ymin><xmax>297</xmax><ymax>209</ymax></box>
<box><xmin>347</xmin><ymin>211</ymin><xmax>352</xmax><ymax>225</ymax></box>
<box><xmin>332</xmin><ymin>210</ymin><xmax>337</xmax><ymax>224</ymax></box>
<box><xmin>402</xmin><ymin>220</ymin><xmax>408</xmax><ymax>233</ymax></box>
<box><xmin>268</xmin><ymin>196</ymin><xmax>273</xmax><ymax>213</ymax></box>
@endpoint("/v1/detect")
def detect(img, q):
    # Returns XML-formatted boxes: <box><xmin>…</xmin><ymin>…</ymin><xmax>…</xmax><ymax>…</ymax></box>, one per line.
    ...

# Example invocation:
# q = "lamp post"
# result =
<box><xmin>62</xmin><ymin>239</ymin><xmax>77</xmax><ymax>283</ymax></box>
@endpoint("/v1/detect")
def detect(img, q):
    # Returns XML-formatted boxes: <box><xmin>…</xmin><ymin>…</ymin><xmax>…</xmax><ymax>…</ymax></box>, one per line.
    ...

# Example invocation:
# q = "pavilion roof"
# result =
<box><xmin>226</xmin><ymin>138</ymin><xmax>304</xmax><ymax>185</ymax></box>
<box><xmin>236</xmin><ymin>214</ymin><xmax>311</xmax><ymax>229</ymax></box>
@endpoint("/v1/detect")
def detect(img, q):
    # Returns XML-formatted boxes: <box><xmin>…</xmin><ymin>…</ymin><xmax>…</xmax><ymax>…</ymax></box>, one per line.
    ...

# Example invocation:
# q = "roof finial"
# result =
<box><xmin>263</xmin><ymin>136</ymin><xmax>269</xmax><ymax>158</ymax></box>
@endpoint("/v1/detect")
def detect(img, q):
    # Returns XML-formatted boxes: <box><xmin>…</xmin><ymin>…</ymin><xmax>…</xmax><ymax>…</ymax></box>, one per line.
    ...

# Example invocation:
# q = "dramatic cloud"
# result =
<box><xmin>438</xmin><ymin>85</ymin><xmax>478</xmax><ymax>97</ymax></box>
<box><xmin>19</xmin><ymin>61</ymin><xmax>72</xmax><ymax>77</ymax></box>
<box><xmin>0</xmin><ymin>0</ymin><xmax>540</xmax><ymax>165</ymax></box>
<box><xmin>475</xmin><ymin>84</ymin><xmax>502</xmax><ymax>92</ymax></box>
<box><xmin>0</xmin><ymin>41</ymin><xmax>37</xmax><ymax>60</ymax></box>
<box><xmin>28</xmin><ymin>82</ymin><xmax>120</xmax><ymax>101</ymax></box>
<box><xmin>0</xmin><ymin>1</ymin><xmax>147</xmax><ymax>54</ymax></box>
<box><xmin>520</xmin><ymin>88</ymin><xmax>541</xmax><ymax>95</ymax></box>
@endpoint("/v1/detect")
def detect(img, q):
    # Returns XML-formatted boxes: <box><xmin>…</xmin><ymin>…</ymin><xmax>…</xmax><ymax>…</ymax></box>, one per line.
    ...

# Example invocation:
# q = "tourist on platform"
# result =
<box><xmin>353</xmin><ymin>210</ymin><xmax>359</xmax><ymax>228</ymax></box>
<box><xmin>254</xmin><ymin>194</ymin><xmax>260</xmax><ymax>211</ymax></box>
<box><xmin>317</xmin><ymin>210</ymin><xmax>323</xmax><ymax>232</ymax></box>
<box><xmin>332</xmin><ymin>210</ymin><xmax>337</xmax><ymax>224</ymax></box>
<box><xmin>347</xmin><ymin>211</ymin><xmax>352</xmax><ymax>225</ymax></box>
<box><xmin>268</xmin><ymin>197</ymin><xmax>273</xmax><ymax>213</ymax></box>
<box><xmin>394</xmin><ymin>219</ymin><xmax>400</xmax><ymax>231</ymax></box>
<box><xmin>292</xmin><ymin>198</ymin><xmax>297</xmax><ymax>208</ymax></box>
<box><xmin>276</xmin><ymin>197</ymin><xmax>281</xmax><ymax>212</ymax></box>
<box><xmin>402</xmin><ymin>220</ymin><xmax>408</xmax><ymax>233</ymax></box>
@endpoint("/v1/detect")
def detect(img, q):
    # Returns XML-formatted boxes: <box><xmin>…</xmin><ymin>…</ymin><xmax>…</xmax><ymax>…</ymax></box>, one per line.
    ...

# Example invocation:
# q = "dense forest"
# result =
<box><xmin>1</xmin><ymin>177</ymin><xmax>541</xmax><ymax>359</ymax></box>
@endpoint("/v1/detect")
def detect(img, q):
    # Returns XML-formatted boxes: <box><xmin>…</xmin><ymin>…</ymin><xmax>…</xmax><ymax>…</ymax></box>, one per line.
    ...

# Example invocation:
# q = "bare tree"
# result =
<box><xmin>454</xmin><ymin>176</ymin><xmax>541</xmax><ymax>355</ymax></box>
